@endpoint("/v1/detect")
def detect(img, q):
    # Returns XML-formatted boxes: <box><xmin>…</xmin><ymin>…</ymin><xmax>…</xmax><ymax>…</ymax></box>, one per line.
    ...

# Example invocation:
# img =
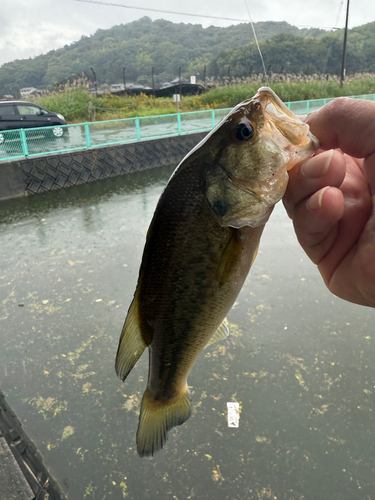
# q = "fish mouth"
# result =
<box><xmin>255</xmin><ymin>87</ymin><xmax>319</xmax><ymax>170</ymax></box>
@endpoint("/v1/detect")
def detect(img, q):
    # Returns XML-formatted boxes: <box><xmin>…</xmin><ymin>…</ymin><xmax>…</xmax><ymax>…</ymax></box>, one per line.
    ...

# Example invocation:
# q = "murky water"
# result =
<box><xmin>1</xmin><ymin>166</ymin><xmax>375</xmax><ymax>500</ymax></box>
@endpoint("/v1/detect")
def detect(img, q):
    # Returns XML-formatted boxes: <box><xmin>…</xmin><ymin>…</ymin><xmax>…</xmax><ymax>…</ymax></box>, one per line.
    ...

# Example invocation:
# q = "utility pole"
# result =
<box><xmin>340</xmin><ymin>0</ymin><xmax>350</xmax><ymax>87</ymax></box>
<box><xmin>179</xmin><ymin>66</ymin><xmax>182</xmax><ymax>98</ymax></box>
<box><xmin>90</xmin><ymin>67</ymin><xmax>97</xmax><ymax>95</ymax></box>
<box><xmin>123</xmin><ymin>67</ymin><xmax>126</xmax><ymax>92</ymax></box>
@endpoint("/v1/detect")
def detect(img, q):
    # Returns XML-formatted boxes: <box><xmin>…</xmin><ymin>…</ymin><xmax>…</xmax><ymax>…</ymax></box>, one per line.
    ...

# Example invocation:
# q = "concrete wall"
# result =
<box><xmin>0</xmin><ymin>132</ymin><xmax>207</xmax><ymax>201</ymax></box>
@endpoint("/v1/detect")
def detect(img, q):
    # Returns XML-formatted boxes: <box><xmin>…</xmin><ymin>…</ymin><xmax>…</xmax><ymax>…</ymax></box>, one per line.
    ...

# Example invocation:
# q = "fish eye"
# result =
<box><xmin>235</xmin><ymin>121</ymin><xmax>255</xmax><ymax>141</ymax></box>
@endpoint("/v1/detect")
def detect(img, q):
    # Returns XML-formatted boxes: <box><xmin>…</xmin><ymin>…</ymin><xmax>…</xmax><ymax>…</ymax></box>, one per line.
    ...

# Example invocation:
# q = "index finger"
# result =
<box><xmin>306</xmin><ymin>97</ymin><xmax>375</xmax><ymax>160</ymax></box>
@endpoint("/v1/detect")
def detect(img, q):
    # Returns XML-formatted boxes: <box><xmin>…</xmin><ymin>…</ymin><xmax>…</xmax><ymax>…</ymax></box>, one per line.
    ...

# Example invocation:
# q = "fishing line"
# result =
<box><xmin>334</xmin><ymin>0</ymin><xmax>344</xmax><ymax>28</ymax></box>
<box><xmin>243</xmin><ymin>0</ymin><xmax>268</xmax><ymax>83</ymax></box>
<box><xmin>320</xmin><ymin>0</ymin><xmax>344</xmax><ymax>75</ymax></box>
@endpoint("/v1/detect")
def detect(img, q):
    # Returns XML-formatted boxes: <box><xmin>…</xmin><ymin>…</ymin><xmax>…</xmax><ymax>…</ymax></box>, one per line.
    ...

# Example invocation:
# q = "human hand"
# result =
<box><xmin>283</xmin><ymin>97</ymin><xmax>375</xmax><ymax>307</ymax></box>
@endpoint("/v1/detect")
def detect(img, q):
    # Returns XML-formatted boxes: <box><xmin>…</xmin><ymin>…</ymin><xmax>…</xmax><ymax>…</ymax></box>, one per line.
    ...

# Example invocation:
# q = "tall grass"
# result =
<box><xmin>35</xmin><ymin>88</ymin><xmax>91</xmax><ymax>121</ymax></box>
<box><xmin>30</xmin><ymin>73</ymin><xmax>375</xmax><ymax>124</ymax></box>
<box><xmin>201</xmin><ymin>73</ymin><xmax>375</xmax><ymax>107</ymax></box>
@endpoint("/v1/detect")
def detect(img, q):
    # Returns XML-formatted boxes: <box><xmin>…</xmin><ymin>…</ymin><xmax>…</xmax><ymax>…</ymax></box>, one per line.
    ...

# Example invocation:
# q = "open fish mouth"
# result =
<box><xmin>255</xmin><ymin>86</ymin><xmax>319</xmax><ymax>170</ymax></box>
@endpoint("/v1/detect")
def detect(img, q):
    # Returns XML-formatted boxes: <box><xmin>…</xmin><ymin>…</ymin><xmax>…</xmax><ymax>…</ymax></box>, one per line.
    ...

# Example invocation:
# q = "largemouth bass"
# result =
<box><xmin>116</xmin><ymin>87</ymin><xmax>318</xmax><ymax>457</ymax></box>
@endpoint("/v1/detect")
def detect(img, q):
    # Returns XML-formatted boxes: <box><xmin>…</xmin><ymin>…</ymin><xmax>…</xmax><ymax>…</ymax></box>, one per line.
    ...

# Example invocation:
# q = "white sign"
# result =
<box><xmin>173</xmin><ymin>94</ymin><xmax>181</xmax><ymax>102</ymax></box>
<box><xmin>190</xmin><ymin>76</ymin><xmax>196</xmax><ymax>84</ymax></box>
<box><xmin>227</xmin><ymin>402</ymin><xmax>240</xmax><ymax>428</ymax></box>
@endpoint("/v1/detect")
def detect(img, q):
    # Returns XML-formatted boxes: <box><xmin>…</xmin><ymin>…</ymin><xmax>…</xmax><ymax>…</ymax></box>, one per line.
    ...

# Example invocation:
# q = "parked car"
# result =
<box><xmin>0</xmin><ymin>101</ymin><xmax>66</xmax><ymax>144</ymax></box>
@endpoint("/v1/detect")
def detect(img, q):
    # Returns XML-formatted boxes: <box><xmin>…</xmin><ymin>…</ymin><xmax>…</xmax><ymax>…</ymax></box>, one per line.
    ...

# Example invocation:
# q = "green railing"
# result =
<box><xmin>1</xmin><ymin>93</ymin><xmax>374</xmax><ymax>163</ymax></box>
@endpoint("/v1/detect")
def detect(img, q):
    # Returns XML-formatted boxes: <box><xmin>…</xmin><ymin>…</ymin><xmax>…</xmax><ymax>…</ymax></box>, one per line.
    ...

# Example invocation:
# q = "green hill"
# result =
<box><xmin>0</xmin><ymin>17</ymin><xmax>325</xmax><ymax>96</ymax></box>
<box><xmin>210</xmin><ymin>21</ymin><xmax>375</xmax><ymax>77</ymax></box>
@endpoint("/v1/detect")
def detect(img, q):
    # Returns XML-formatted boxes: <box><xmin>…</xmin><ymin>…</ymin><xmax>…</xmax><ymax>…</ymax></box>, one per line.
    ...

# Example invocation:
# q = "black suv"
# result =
<box><xmin>0</xmin><ymin>101</ymin><xmax>66</xmax><ymax>144</ymax></box>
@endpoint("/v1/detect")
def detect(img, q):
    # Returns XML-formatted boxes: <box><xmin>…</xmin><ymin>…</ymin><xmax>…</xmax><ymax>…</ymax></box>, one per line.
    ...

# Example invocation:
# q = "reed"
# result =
<box><xmin>29</xmin><ymin>73</ymin><xmax>375</xmax><ymax>123</ymax></box>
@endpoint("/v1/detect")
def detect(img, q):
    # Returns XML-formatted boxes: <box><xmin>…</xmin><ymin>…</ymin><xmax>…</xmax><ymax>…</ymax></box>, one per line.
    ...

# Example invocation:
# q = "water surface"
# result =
<box><xmin>1</xmin><ymin>166</ymin><xmax>374</xmax><ymax>500</ymax></box>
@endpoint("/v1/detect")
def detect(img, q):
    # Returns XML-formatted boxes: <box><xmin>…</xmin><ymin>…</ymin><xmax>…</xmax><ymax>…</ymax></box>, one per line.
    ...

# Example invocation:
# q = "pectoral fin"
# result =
<box><xmin>115</xmin><ymin>297</ymin><xmax>147</xmax><ymax>381</ymax></box>
<box><xmin>205</xmin><ymin>317</ymin><xmax>230</xmax><ymax>348</ymax></box>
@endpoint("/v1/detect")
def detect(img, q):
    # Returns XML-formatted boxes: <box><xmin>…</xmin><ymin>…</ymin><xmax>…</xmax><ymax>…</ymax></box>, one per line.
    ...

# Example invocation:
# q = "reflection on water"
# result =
<box><xmin>1</xmin><ymin>166</ymin><xmax>375</xmax><ymax>500</ymax></box>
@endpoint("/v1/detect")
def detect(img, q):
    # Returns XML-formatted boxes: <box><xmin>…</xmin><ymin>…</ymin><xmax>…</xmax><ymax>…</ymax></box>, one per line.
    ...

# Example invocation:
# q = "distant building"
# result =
<box><xmin>20</xmin><ymin>87</ymin><xmax>42</xmax><ymax>97</ymax></box>
<box><xmin>170</xmin><ymin>77</ymin><xmax>189</xmax><ymax>85</ymax></box>
<box><xmin>110</xmin><ymin>83</ymin><xmax>125</xmax><ymax>92</ymax></box>
<box><xmin>0</xmin><ymin>95</ymin><xmax>14</xmax><ymax>101</ymax></box>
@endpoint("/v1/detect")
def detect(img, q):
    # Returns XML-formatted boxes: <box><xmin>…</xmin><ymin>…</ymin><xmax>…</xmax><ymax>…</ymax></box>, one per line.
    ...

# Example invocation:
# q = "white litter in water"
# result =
<box><xmin>227</xmin><ymin>402</ymin><xmax>240</xmax><ymax>428</ymax></box>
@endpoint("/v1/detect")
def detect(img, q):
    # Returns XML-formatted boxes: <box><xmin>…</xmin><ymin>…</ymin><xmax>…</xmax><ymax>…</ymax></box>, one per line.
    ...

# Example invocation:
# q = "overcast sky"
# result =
<box><xmin>0</xmin><ymin>0</ymin><xmax>373</xmax><ymax>67</ymax></box>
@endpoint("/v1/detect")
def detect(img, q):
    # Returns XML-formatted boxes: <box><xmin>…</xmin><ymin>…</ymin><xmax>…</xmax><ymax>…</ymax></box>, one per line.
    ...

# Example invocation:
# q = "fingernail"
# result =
<box><xmin>306</xmin><ymin>186</ymin><xmax>330</xmax><ymax>211</ymax></box>
<box><xmin>301</xmin><ymin>149</ymin><xmax>334</xmax><ymax>178</ymax></box>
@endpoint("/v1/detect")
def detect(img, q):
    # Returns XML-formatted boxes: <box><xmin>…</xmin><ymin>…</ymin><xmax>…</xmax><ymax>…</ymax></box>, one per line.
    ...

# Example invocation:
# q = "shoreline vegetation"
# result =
<box><xmin>29</xmin><ymin>73</ymin><xmax>375</xmax><ymax>124</ymax></box>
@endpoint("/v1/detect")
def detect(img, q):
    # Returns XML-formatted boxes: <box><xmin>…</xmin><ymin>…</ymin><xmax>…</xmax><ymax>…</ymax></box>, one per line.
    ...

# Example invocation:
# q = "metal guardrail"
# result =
<box><xmin>0</xmin><ymin>389</ymin><xmax>66</xmax><ymax>499</ymax></box>
<box><xmin>1</xmin><ymin>93</ymin><xmax>374</xmax><ymax>162</ymax></box>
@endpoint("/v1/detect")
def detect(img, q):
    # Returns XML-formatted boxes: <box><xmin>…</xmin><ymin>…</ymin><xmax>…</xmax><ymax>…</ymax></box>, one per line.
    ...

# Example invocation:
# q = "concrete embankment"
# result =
<box><xmin>0</xmin><ymin>132</ymin><xmax>206</xmax><ymax>201</ymax></box>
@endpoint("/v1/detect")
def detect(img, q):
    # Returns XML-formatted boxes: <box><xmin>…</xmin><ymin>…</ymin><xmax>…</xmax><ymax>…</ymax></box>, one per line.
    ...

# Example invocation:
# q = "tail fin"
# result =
<box><xmin>136</xmin><ymin>387</ymin><xmax>191</xmax><ymax>457</ymax></box>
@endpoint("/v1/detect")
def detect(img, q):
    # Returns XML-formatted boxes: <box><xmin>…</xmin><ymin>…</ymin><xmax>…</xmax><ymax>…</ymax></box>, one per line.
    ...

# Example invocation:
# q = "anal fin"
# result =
<box><xmin>205</xmin><ymin>317</ymin><xmax>230</xmax><ymax>348</ymax></box>
<box><xmin>115</xmin><ymin>297</ymin><xmax>147</xmax><ymax>381</ymax></box>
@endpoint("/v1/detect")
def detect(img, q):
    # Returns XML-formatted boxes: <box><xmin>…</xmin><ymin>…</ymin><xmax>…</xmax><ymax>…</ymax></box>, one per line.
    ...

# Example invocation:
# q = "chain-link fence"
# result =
<box><xmin>1</xmin><ymin>93</ymin><xmax>374</xmax><ymax>162</ymax></box>
<box><xmin>287</xmin><ymin>93</ymin><xmax>375</xmax><ymax>115</ymax></box>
